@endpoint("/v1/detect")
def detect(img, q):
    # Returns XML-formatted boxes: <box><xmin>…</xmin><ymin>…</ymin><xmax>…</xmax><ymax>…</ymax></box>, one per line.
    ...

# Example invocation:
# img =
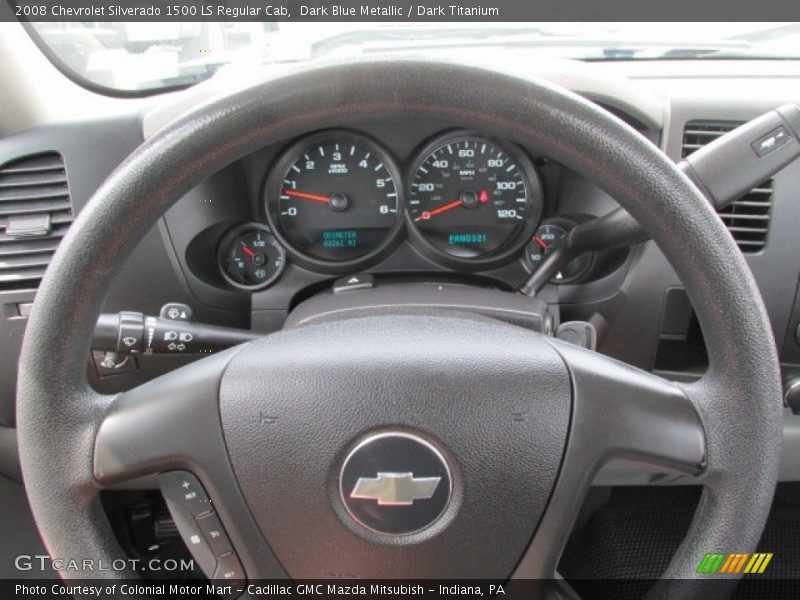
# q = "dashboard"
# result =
<box><xmin>2</xmin><ymin>57</ymin><xmax>800</xmax><ymax>485</ymax></box>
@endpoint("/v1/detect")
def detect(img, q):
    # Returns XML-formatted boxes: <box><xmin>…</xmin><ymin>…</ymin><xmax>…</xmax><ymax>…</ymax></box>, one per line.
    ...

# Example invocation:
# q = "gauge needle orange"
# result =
<box><xmin>533</xmin><ymin>236</ymin><xmax>549</xmax><ymax>250</ymax></box>
<box><xmin>284</xmin><ymin>189</ymin><xmax>331</xmax><ymax>203</ymax></box>
<box><xmin>415</xmin><ymin>199</ymin><xmax>462</xmax><ymax>221</ymax></box>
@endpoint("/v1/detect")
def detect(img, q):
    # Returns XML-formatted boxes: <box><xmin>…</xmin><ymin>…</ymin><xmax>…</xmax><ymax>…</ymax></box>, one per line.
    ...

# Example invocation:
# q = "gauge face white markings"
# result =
<box><xmin>218</xmin><ymin>225</ymin><xmax>286</xmax><ymax>290</ymax></box>
<box><xmin>269</xmin><ymin>133</ymin><xmax>537</xmax><ymax>266</ymax></box>
<box><xmin>270</xmin><ymin>135</ymin><xmax>403</xmax><ymax>263</ymax></box>
<box><xmin>407</xmin><ymin>136</ymin><xmax>533</xmax><ymax>259</ymax></box>
<box><xmin>281</xmin><ymin>152</ymin><xmax>398</xmax><ymax>207</ymax></box>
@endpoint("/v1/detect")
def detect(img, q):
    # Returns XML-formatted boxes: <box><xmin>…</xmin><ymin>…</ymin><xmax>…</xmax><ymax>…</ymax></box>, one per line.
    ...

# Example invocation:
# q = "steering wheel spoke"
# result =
<box><xmin>515</xmin><ymin>340</ymin><xmax>706</xmax><ymax>580</ymax></box>
<box><xmin>93</xmin><ymin>347</ymin><xmax>240</xmax><ymax>485</ymax></box>
<box><xmin>553</xmin><ymin>339</ymin><xmax>706</xmax><ymax>476</ymax></box>
<box><xmin>93</xmin><ymin>344</ymin><xmax>286</xmax><ymax>579</ymax></box>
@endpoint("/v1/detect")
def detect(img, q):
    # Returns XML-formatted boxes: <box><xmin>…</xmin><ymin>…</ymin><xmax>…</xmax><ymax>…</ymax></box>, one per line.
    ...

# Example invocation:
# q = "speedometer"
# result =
<box><xmin>265</xmin><ymin>131</ymin><xmax>404</xmax><ymax>269</ymax></box>
<box><xmin>407</xmin><ymin>133</ymin><xmax>542</xmax><ymax>266</ymax></box>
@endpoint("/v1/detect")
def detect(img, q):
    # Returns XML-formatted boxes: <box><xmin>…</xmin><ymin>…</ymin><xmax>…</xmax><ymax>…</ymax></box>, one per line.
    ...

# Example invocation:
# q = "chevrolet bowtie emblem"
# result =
<box><xmin>350</xmin><ymin>472</ymin><xmax>441</xmax><ymax>506</ymax></box>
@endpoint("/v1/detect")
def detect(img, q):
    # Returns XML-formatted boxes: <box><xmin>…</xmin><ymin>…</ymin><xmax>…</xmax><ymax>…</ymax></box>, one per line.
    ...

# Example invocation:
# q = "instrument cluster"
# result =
<box><xmin>217</xmin><ymin>129</ymin><xmax>588</xmax><ymax>291</ymax></box>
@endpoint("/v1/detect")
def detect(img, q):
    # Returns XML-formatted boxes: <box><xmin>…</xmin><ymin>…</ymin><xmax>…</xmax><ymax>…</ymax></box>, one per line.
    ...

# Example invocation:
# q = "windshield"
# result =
<box><xmin>29</xmin><ymin>21</ymin><xmax>800</xmax><ymax>94</ymax></box>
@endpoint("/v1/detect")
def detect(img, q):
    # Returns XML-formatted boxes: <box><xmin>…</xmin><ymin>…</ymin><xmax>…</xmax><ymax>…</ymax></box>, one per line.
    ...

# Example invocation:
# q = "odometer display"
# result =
<box><xmin>266</xmin><ymin>132</ymin><xmax>403</xmax><ymax>265</ymax></box>
<box><xmin>408</xmin><ymin>134</ymin><xmax>541</xmax><ymax>263</ymax></box>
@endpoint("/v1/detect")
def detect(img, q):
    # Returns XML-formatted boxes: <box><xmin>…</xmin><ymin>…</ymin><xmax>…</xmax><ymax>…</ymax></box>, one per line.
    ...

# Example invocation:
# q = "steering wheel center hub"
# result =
<box><xmin>218</xmin><ymin>314</ymin><xmax>572</xmax><ymax>578</ymax></box>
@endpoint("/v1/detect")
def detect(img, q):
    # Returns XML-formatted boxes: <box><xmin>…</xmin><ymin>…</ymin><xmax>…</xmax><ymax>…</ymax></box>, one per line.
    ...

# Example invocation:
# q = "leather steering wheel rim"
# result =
<box><xmin>17</xmin><ymin>58</ymin><xmax>782</xmax><ymax>598</ymax></box>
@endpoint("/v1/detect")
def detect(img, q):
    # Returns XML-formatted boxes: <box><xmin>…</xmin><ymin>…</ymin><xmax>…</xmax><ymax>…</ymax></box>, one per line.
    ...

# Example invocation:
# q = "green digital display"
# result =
<box><xmin>448</xmin><ymin>233</ymin><xmax>488</xmax><ymax>246</ymax></box>
<box><xmin>322</xmin><ymin>230</ymin><xmax>358</xmax><ymax>249</ymax></box>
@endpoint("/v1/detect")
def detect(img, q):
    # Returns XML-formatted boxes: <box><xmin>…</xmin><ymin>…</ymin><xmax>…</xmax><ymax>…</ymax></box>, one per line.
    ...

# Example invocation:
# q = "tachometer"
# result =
<box><xmin>265</xmin><ymin>131</ymin><xmax>404</xmax><ymax>268</ymax></box>
<box><xmin>407</xmin><ymin>133</ymin><xmax>542</xmax><ymax>267</ymax></box>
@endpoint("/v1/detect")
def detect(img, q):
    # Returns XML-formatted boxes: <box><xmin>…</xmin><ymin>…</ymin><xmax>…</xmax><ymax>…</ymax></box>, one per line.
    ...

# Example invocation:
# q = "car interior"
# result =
<box><xmin>1</xmin><ymin>20</ymin><xmax>800</xmax><ymax>600</ymax></box>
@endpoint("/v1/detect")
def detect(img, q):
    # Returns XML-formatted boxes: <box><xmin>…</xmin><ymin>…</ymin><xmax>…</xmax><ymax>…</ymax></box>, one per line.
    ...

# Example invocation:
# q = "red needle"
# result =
<box><xmin>284</xmin><ymin>189</ymin><xmax>331</xmax><ymax>203</ymax></box>
<box><xmin>240</xmin><ymin>243</ymin><xmax>256</xmax><ymax>258</ymax></box>
<box><xmin>533</xmin><ymin>236</ymin><xmax>549</xmax><ymax>250</ymax></box>
<box><xmin>415</xmin><ymin>199</ymin><xmax>463</xmax><ymax>221</ymax></box>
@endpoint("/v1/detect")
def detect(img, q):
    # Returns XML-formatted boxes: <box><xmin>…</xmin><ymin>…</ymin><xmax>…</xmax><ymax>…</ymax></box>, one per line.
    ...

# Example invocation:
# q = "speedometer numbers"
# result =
<box><xmin>407</xmin><ymin>134</ymin><xmax>542</xmax><ymax>267</ymax></box>
<box><xmin>265</xmin><ymin>131</ymin><xmax>404</xmax><ymax>269</ymax></box>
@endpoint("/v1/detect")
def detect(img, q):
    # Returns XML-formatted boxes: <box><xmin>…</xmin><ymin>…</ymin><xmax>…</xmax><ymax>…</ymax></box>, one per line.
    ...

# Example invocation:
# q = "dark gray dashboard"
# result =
<box><xmin>1</xmin><ymin>60</ymin><xmax>800</xmax><ymax>484</ymax></box>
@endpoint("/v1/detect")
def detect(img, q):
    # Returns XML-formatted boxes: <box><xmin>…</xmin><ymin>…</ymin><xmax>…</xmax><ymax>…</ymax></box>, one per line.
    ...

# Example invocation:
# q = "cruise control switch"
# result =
<box><xmin>93</xmin><ymin>312</ymin><xmax>258</xmax><ymax>355</ymax></box>
<box><xmin>160</xmin><ymin>471</ymin><xmax>246</xmax><ymax>594</ymax></box>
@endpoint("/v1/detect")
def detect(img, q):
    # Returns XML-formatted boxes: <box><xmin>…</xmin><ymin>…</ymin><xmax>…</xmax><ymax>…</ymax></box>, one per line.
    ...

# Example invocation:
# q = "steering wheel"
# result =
<box><xmin>17</xmin><ymin>59</ymin><xmax>782</xmax><ymax>599</ymax></box>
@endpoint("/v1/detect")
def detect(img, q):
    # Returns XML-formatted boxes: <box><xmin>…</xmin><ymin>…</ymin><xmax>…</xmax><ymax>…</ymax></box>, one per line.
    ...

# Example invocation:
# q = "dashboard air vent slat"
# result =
<box><xmin>0</xmin><ymin>252</ymin><xmax>54</xmax><ymax>271</ymax></box>
<box><xmin>0</xmin><ymin>199</ymin><xmax>72</xmax><ymax>216</ymax></box>
<box><xmin>0</xmin><ymin>152</ymin><xmax>72</xmax><ymax>290</ymax></box>
<box><xmin>0</xmin><ymin>172</ymin><xmax>70</xmax><ymax>189</ymax></box>
<box><xmin>0</xmin><ymin>267</ymin><xmax>49</xmax><ymax>285</ymax></box>
<box><xmin>682</xmin><ymin>121</ymin><xmax>773</xmax><ymax>252</ymax></box>
<box><xmin>0</xmin><ymin>238</ymin><xmax>62</xmax><ymax>257</ymax></box>
<box><xmin>0</xmin><ymin>185</ymin><xmax>70</xmax><ymax>202</ymax></box>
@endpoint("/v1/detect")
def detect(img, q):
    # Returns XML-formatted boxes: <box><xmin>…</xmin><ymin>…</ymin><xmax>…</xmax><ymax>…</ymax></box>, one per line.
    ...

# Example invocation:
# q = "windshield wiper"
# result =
<box><xmin>596</xmin><ymin>45</ymin><xmax>743</xmax><ymax>60</ymax></box>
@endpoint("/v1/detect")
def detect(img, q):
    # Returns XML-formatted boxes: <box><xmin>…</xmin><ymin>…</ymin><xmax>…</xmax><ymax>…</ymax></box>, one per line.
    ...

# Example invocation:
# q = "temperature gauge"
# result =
<box><xmin>525</xmin><ymin>219</ymin><xmax>592</xmax><ymax>283</ymax></box>
<box><xmin>218</xmin><ymin>224</ymin><xmax>286</xmax><ymax>290</ymax></box>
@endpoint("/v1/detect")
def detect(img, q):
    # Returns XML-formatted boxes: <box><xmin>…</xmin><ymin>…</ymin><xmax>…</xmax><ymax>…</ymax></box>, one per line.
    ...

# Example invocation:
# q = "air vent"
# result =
<box><xmin>0</xmin><ymin>152</ymin><xmax>72</xmax><ymax>290</ymax></box>
<box><xmin>682</xmin><ymin>121</ymin><xmax>773</xmax><ymax>252</ymax></box>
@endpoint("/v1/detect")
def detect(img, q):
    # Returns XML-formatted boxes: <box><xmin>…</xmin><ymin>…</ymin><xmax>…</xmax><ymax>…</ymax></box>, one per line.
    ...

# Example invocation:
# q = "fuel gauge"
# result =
<box><xmin>218</xmin><ymin>224</ymin><xmax>286</xmax><ymax>291</ymax></box>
